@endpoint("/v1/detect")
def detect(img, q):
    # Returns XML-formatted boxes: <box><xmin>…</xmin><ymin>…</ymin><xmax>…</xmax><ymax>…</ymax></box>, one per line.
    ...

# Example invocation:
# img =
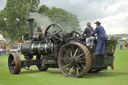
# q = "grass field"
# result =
<box><xmin>0</xmin><ymin>46</ymin><xmax>128</xmax><ymax>85</ymax></box>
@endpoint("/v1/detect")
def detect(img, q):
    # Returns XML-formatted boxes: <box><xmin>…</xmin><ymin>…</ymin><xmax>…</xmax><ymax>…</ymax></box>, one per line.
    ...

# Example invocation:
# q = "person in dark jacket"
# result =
<box><xmin>83</xmin><ymin>22</ymin><xmax>94</xmax><ymax>46</ymax></box>
<box><xmin>92</xmin><ymin>21</ymin><xmax>105</xmax><ymax>55</ymax></box>
<box><xmin>83</xmin><ymin>22</ymin><xmax>94</xmax><ymax>37</ymax></box>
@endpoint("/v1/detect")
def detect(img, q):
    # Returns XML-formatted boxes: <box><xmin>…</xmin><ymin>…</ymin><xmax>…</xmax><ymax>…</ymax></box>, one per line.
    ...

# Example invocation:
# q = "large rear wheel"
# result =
<box><xmin>58</xmin><ymin>42</ymin><xmax>91</xmax><ymax>78</ymax></box>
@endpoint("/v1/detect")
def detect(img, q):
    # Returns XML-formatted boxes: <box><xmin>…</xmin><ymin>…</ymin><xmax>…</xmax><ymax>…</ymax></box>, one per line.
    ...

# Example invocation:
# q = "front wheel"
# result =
<box><xmin>8</xmin><ymin>53</ymin><xmax>21</xmax><ymax>74</ymax></box>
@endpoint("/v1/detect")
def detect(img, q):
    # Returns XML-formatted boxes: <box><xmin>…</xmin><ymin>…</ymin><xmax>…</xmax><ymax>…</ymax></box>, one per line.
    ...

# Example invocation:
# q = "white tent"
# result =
<box><xmin>0</xmin><ymin>34</ymin><xmax>5</xmax><ymax>41</ymax></box>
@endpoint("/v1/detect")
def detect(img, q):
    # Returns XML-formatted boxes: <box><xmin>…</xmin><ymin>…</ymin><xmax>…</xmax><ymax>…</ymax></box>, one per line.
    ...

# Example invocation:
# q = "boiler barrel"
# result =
<box><xmin>21</xmin><ymin>41</ymin><xmax>53</xmax><ymax>56</ymax></box>
<box><xmin>31</xmin><ymin>42</ymin><xmax>53</xmax><ymax>55</ymax></box>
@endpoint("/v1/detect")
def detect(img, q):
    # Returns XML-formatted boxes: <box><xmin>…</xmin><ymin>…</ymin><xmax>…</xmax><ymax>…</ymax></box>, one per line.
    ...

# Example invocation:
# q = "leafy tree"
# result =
<box><xmin>38</xmin><ymin>5</ymin><xmax>80</xmax><ymax>32</ymax></box>
<box><xmin>0</xmin><ymin>2</ymin><xmax>80</xmax><ymax>41</ymax></box>
<box><xmin>0</xmin><ymin>10</ymin><xmax>7</xmax><ymax>37</ymax></box>
<box><xmin>38</xmin><ymin>5</ymin><xmax>51</xmax><ymax>16</ymax></box>
<box><xmin>0</xmin><ymin>0</ymin><xmax>39</xmax><ymax>41</ymax></box>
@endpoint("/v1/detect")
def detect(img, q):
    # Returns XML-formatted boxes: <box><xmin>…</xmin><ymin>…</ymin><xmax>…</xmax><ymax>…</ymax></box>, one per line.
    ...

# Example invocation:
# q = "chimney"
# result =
<box><xmin>27</xmin><ymin>18</ymin><xmax>34</xmax><ymax>40</ymax></box>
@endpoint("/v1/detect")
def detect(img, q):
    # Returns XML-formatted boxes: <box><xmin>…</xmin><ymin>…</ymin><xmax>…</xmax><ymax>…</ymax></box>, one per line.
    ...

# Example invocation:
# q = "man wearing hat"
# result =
<box><xmin>92</xmin><ymin>21</ymin><xmax>105</xmax><ymax>55</ymax></box>
<box><xmin>83</xmin><ymin>22</ymin><xmax>94</xmax><ymax>46</ymax></box>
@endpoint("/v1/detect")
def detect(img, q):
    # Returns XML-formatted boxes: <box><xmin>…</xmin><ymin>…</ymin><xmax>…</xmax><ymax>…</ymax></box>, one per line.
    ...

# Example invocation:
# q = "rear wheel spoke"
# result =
<box><xmin>76</xmin><ymin>68</ymin><xmax>79</xmax><ymax>76</ymax></box>
<box><xmin>63</xmin><ymin>48</ymin><xmax>71</xmax><ymax>58</ymax></box>
<box><xmin>73</xmin><ymin>48</ymin><xmax>79</xmax><ymax>57</ymax></box>
<box><xmin>61</xmin><ymin>57</ymin><xmax>70</xmax><ymax>60</ymax></box>
<box><xmin>69</xmin><ymin>66</ymin><xmax>74</xmax><ymax>75</ymax></box>
<box><xmin>79</xmin><ymin>63</ymin><xmax>85</xmax><ymax>69</ymax></box>
<box><xmin>79</xmin><ymin>60</ymin><xmax>86</xmax><ymax>64</ymax></box>
<box><xmin>76</xmin><ymin>53</ymin><xmax>84</xmax><ymax>58</ymax></box>
<box><xmin>71</xmin><ymin>46</ymin><xmax>75</xmax><ymax>56</ymax></box>
<box><xmin>62</xmin><ymin>63</ymin><xmax>71</xmax><ymax>70</ymax></box>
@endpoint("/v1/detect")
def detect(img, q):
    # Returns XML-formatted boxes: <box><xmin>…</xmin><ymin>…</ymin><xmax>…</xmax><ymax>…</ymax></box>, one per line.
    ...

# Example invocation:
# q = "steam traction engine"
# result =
<box><xmin>8</xmin><ymin>18</ymin><xmax>117</xmax><ymax>78</ymax></box>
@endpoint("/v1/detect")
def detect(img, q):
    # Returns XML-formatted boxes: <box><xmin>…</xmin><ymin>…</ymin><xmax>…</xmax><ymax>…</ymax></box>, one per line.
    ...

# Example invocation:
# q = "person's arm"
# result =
<box><xmin>92</xmin><ymin>27</ymin><xmax>99</xmax><ymax>36</ymax></box>
<box><xmin>82</xmin><ymin>28</ymin><xmax>88</xmax><ymax>36</ymax></box>
<box><xmin>83</xmin><ymin>28</ymin><xmax>88</xmax><ymax>34</ymax></box>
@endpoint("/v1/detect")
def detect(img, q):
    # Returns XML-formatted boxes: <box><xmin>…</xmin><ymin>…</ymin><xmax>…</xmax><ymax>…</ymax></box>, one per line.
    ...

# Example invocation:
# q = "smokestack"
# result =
<box><xmin>27</xmin><ymin>18</ymin><xmax>34</xmax><ymax>40</ymax></box>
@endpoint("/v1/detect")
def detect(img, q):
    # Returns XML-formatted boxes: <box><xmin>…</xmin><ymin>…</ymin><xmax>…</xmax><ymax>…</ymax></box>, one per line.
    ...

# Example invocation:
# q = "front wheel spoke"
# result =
<box><xmin>10</xmin><ymin>66</ymin><xmax>14</xmax><ymax>71</ymax></box>
<box><xmin>11</xmin><ymin>61</ymin><xmax>15</xmax><ymax>66</ymax></box>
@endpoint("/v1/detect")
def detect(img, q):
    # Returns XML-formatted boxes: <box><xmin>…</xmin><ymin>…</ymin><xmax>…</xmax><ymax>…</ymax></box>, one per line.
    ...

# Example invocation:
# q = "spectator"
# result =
<box><xmin>0</xmin><ymin>45</ymin><xmax>6</xmax><ymax>54</ymax></box>
<box><xmin>120</xmin><ymin>42</ymin><xmax>123</xmax><ymax>50</ymax></box>
<box><xmin>124</xmin><ymin>42</ymin><xmax>127</xmax><ymax>48</ymax></box>
<box><xmin>127</xmin><ymin>41</ymin><xmax>128</xmax><ymax>48</ymax></box>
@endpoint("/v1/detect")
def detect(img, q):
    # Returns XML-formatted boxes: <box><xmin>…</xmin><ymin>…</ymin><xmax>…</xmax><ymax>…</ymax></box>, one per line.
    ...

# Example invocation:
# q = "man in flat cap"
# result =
<box><xmin>92</xmin><ymin>21</ymin><xmax>106</xmax><ymax>55</ymax></box>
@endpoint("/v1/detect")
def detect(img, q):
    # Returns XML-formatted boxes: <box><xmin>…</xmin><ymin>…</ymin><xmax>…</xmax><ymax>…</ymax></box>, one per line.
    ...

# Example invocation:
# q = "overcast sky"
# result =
<box><xmin>1</xmin><ymin>0</ymin><xmax>128</xmax><ymax>34</ymax></box>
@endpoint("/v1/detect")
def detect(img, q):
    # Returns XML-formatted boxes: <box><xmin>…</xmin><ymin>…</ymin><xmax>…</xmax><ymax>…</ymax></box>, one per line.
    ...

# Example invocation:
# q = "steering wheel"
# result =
<box><xmin>44</xmin><ymin>24</ymin><xmax>64</xmax><ymax>47</ymax></box>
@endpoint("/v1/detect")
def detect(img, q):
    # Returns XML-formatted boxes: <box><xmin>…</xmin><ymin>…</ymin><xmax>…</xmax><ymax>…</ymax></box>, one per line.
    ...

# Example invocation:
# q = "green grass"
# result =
<box><xmin>0</xmin><ymin>46</ymin><xmax>128</xmax><ymax>85</ymax></box>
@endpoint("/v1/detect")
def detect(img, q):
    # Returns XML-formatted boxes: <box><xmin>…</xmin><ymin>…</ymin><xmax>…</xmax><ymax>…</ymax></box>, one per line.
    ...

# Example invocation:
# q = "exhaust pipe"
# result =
<box><xmin>27</xmin><ymin>18</ymin><xmax>34</xmax><ymax>40</ymax></box>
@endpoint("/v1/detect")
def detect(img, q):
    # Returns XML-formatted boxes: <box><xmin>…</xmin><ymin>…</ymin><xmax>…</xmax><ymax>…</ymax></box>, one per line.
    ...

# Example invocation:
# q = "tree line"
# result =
<box><xmin>0</xmin><ymin>0</ymin><xmax>80</xmax><ymax>41</ymax></box>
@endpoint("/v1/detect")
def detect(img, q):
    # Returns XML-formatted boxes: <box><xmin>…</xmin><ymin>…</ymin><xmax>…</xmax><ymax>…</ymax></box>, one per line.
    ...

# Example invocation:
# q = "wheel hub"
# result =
<box><xmin>11</xmin><ymin>61</ymin><xmax>15</xmax><ymax>66</ymax></box>
<box><xmin>70</xmin><ymin>57</ymin><xmax>77</xmax><ymax>65</ymax></box>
